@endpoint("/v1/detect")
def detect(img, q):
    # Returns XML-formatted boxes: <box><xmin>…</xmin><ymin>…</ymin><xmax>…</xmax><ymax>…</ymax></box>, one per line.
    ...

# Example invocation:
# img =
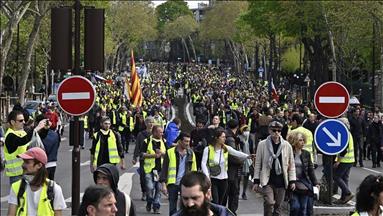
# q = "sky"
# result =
<box><xmin>151</xmin><ymin>1</ymin><xmax>210</xmax><ymax>9</ymax></box>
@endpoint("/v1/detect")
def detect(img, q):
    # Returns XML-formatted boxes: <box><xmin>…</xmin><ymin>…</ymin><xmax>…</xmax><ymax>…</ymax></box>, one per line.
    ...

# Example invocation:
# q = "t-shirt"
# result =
<box><xmin>8</xmin><ymin>181</ymin><xmax>67</xmax><ymax>215</ymax></box>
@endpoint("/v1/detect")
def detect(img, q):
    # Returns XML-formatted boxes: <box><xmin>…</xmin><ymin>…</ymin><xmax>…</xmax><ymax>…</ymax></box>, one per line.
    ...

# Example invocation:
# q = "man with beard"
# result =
<box><xmin>172</xmin><ymin>171</ymin><xmax>235</xmax><ymax>216</ymax></box>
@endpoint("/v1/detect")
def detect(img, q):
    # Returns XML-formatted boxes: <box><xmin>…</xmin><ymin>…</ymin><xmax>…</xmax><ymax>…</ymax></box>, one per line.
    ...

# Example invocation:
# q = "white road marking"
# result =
<box><xmin>62</xmin><ymin>92</ymin><xmax>90</xmax><ymax>100</ymax></box>
<box><xmin>362</xmin><ymin>167</ymin><xmax>383</xmax><ymax>174</ymax></box>
<box><xmin>80</xmin><ymin>160</ymin><xmax>90</xmax><ymax>166</ymax></box>
<box><xmin>319</xmin><ymin>96</ymin><xmax>345</xmax><ymax>103</ymax></box>
<box><xmin>185</xmin><ymin>103</ymin><xmax>195</xmax><ymax>127</ymax></box>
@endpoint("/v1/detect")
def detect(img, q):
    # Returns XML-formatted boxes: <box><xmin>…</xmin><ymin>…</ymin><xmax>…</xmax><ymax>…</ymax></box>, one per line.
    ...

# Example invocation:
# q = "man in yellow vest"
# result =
<box><xmin>333</xmin><ymin>117</ymin><xmax>355</xmax><ymax>205</ymax></box>
<box><xmin>4</xmin><ymin>110</ymin><xmax>46</xmax><ymax>184</ymax></box>
<box><xmin>160</xmin><ymin>132</ymin><xmax>197</xmax><ymax>216</ymax></box>
<box><xmin>90</xmin><ymin>116</ymin><xmax>125</xmax><ymax>172</ymax></box>
<box><xmin>7</xmin><ymin>147</ymin><xmax>66</xmax><ymax>216</ymax></box>
<box><xmin>140</xmin><ymin>125</ymin><xmax>166</xmax><ymax>214</ymax></box>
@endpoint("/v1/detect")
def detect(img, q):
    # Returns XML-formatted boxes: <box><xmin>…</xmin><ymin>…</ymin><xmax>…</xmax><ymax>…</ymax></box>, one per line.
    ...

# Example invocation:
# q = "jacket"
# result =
<box><xmin>93</xmin><ymin>164</ymin><xmax>136</xmax><ymax>216</ymax></box>
<box><xmin>225</xmin><ymin>129</ymin><xmax>243</xmax><ymax>181</ymax></box>
<box><xmin>294</xmin><ymin>149</ymin><xmax>318</xmax><ymax>189</ymax></box>
<box><xmin>172</xmin><ymin>202</ymin><xmax>235</xmax><ymax>216</ymax></box>
<box><xmin>253</xmin><ymin>136</ymin><xmax>296</xmax><ymax>189</ymax></box>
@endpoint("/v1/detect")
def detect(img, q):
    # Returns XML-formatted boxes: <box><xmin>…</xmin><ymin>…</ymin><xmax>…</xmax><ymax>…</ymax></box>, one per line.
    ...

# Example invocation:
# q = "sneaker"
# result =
<box><xmin>153</xmin><ymin>208</ymin><xmax>161</xmax><ymax>214</ymax></box>
<box><xmin>242</xmin><ymin>194</ymin><xmax>247</xmax><ymax>200</ymax></box>
<box><xmin>146</xmin><ymin>204</ymin><xmax>151</xmax><ymax>213</ymax></box>
<box><xmin>141</xmin><ymin>193</ymin><xmax>146</xmax><ymax>201</ymax></box>
<box><xmin>342</xmin><ymin>193</ymin><xmax>354</xmax><ymax>204</ymax></box>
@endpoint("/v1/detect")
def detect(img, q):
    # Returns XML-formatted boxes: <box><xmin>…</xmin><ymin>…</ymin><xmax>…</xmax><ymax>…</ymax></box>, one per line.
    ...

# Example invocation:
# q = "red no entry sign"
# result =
<box><xmin>314</xmin><ymin>81</ymin><xmax>350</xmax><ymax>118</ymax></box>
<box><xmin>57</xmin><ymin>76</ymin><xmax>96</xmax><ymax>116</ymax></box>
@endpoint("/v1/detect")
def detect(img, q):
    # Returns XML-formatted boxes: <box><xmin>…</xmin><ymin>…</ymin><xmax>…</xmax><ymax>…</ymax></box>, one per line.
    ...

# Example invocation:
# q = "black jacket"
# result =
<box><xmin>172</xmin><ymin>202</ymin><xmax>235</xmax><ymax>216</ymax></box>
<box><xmin>94</xmin><ymin>164</ymin><xmax>136</xmax><ymax>216</ymax></box>
<box><xmin>367</xmin><ymin>122</ymin><xmax>382</xmax><ymax>147</ymax></box>
<box><xmin>225</xmin><ymin>129</ymin><xmax>243</xmax><ymax>181</ymax></box>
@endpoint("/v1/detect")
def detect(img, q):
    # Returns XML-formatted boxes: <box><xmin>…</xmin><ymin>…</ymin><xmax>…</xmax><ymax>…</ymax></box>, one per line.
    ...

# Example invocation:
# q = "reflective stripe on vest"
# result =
<box><xmin>93</xmin><ymin>130</ymin><xmax>120</xmax><ymax>166</ymax></box>
<box><xmin>83</xmin><ymin>115</ymin><xmax>88</xmax><ymax>129</ymax></box>
<box><xmin>337</xmin><ymin>133</ymin><xmax>355</xmax><ymax>163</ymax></box>
<box><xmin>166</xmin><ymin>147</ymin><xmax>197</xmax><ymax>185</ymax></box>
<box><xmin>208</xmin><ymin>145</ymin><xmax>228</xmax><ymax>171</ymax></box>
<box><xmin>12</xmin><ymin>179</ymin><xmax>54</xmax><ymax>216</ymax></box>
<box><xmin>4</xmin><ymin>128</ymin><xmax>28</xmax><ymax>177</ymax></box>
<box><xmin>112</xmin><ymin>111</ymin><xmax>117</xmax><ymax>125</ymax></box>
<box><xmin>143</xmin><ymin>136</ymin><xmax>166</xmax><ymax>174</ymax></box>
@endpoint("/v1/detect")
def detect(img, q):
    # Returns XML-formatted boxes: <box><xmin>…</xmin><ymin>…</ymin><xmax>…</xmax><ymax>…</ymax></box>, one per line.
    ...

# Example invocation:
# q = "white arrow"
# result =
<box><xmin>322</xmin><ymin>127</ymin><xmax>341</xmax><ymax>147</ymax></box>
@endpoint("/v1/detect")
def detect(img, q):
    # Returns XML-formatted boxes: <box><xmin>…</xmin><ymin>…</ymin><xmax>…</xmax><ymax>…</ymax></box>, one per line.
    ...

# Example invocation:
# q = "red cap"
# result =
<box><xmin>18</xmin><ymin>147</ymin><xmax>47</xmax><ymax>165</ymax></box>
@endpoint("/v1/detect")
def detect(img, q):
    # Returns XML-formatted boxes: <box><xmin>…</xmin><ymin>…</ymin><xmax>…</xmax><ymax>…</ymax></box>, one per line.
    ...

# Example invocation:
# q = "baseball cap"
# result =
<box><xmin>18</xmin><ymin>147</ymin><xmax>47</xmax><ymax>165</ymax></box>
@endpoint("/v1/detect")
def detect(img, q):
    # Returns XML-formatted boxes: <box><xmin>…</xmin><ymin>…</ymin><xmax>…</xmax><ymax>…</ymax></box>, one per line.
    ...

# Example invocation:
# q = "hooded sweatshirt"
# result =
<box><xmin>94</xmin><ymin>164</ymin><xmax>136</xmax><ymax>216</ymax></box>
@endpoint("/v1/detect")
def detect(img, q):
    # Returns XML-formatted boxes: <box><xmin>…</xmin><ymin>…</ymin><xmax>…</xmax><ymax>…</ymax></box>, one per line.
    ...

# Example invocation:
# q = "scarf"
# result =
<box><xmin>267</xmin><ymin>136</ymin><xmax>283</xmax><ymax>175</ymax></box>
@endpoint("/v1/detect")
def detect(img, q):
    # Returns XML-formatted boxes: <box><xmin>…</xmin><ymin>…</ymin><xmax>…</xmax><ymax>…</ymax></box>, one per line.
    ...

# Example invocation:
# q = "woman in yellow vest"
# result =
<box><xmin>352</xmin><ymin>174</ymin><xmax>383</xmax><ymax>216</ymax></box>
<box><xmin>201</xmin><ymin>128</ymin><xmax>253</xmax><ymax>205</ymax></box>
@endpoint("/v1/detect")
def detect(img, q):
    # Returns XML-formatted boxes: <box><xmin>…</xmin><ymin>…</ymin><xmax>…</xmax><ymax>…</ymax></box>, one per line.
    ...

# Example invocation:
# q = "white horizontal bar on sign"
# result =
<box><xmin>62</xmin><ymin>92</ymin><xmax>90</xmax><ymax>100</ymax></box>
<box><xmin>319</xmin><ymin>96</ymin><xmax>345</xmax><ymax>103</ymax></box>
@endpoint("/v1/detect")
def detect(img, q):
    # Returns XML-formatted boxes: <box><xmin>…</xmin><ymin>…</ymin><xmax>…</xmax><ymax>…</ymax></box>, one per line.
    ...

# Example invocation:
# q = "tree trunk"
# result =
<box><xmin>18</xmin><ymin>14</ymin><xmax>44</xmax><ymax>105</ymax></box>
<box><xmin>268</xmin><ymin>34</ymin><xmax>274</xmax><ymax>81</ymax></box>
<box><xmin>323</xmin><ymin>7</ymin><xmax>337</xmax><ymax>81</ymax></box>
<box><xmin>255</xmin><ymin>42</ymin><xmax>260</xmax><ymax>71</ymax></box>
<box><xmin>188</xmin><ymin>35</ymin><xmax>197</xmax><ymax>62</ymax></box>
<box><xmin>0</xmin><ymin>2</ymin><xmax>30</xmax><ymax>94</ymax></box>
<box><xmin>181</xmin><ymin>37</ymin><xmax>190</xmax><ymax>63</ymax></box>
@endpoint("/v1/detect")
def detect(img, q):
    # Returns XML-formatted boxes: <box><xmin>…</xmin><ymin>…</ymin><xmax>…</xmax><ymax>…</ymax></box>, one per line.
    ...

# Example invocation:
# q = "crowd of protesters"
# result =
<box><xmin>1</xmin><ymin>62</ymin><xmax>383</xmax><ymax>216</ymax></box>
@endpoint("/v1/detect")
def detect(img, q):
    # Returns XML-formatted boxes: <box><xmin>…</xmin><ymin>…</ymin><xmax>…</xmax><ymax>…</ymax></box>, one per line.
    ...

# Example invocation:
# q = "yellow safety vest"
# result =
<box><xmin>93</xmin><ymin>130</ymin><xmax>120</xmax><ymax>166</ymax></box>
<box><xmin>111</xmin><ymin>111</ymin><xmax>117</xmax><ymax>125</ymax></box>
<box><xmin>337</xmin><ymin>133</ymin><xmax>355</xmax><ymax>163</ymax></box>
<box><xmin>4</xmin><ymin>128</ymin><xmax>29</xmax><ymax>177</ymax></box>
<box><xmin>129</xmin><ymin>116</ymin><xmax>135</xmax><ymax>132</ymax></box>
<box><xmin>143</xmin><ymin>136</ymin><xmax>166</xmax><ymax>174</ymax></box>
<box><xmin>248</xmin><ymin>118</ymin><xmax>252</xmax><ymax>129</ymax></box>
<box><xmin>83</xmin><ymin>115</ymin><xmax>88</xmax><ymax>129</ymax></box>
<box><xmin>143</xmin><ymin>111</ymin><xmax>147</xmax><ymax>119</ymax></box>
<box><xmin>166</xmin><ymin>147</ymin><xmax>197</xmax><ymax>185</ymax></box>
<box><xmin>12</xmin><ymin>180</ymin><xmax>54</xmax><ymax>216</ymax></box>
<box><xmin>291</xmin><ymin>126</ymin><xmax>315</xmax><ymax>163</ymax></box>
<box><xmin>230</xmin><ymin>103</ymin><xmax>238</xmax><ymax>111</ymax></box>
<box><xmin>119</xmin><ymin>112</ymin><xmax>127</xmax><ymax>132</ymax></box>
<box><xmin>220</xmin><ymin>111</ymin><xmax>227</xmax><ymax>125</ymax></box>
<box><xmin>208</xmin><ymin>145</ymin><xmax>228</xmax><ymax>171</ymax></box>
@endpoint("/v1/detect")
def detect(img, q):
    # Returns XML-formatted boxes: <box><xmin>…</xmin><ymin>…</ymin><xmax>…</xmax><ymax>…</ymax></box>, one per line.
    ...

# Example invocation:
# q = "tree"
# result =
<box><xmin>17</xmin><ymin>1</ymin><xmax>50</xmax><ymax>104</ymax></box>
<box><xmin>0</xmin><ymin>1</ymin><xmax>31</xmax><ymax>94</ymax></box>
<box><xmin>106</xmin><ymin>1</ymin><xmax>157</xmax><ymax>72</ymax></box>
<box><xmin>200</xmin><ymin>1</ymin><xmax>248</xmax><ymax>72</ymax></box>
<box><xmin>163</xmin><ymin>15</ymin><xmax>198</xmax><ymax>61</ymax></box>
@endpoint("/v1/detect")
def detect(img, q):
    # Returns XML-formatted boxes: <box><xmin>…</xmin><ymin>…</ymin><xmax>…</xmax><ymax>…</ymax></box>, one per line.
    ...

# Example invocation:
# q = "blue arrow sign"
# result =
<box><xmin>314</xmin><ymin>119</ymin><xmax>349</xmax><ymax>155</ymax></box>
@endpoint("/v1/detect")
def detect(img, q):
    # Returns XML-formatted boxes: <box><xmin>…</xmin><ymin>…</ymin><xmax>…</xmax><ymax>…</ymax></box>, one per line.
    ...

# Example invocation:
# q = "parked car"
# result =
<box><xmin>24</xmin><ymin>100</ymin><xmax>42</xmax><ymax>116</ymax></box>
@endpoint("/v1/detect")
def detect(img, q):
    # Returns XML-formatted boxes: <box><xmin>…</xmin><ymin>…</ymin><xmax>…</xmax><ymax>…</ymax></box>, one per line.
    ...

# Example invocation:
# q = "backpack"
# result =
<box><xmin>17</xmin><ymin>178</ymin><xmax>55</xmax><ymax>210</ymax></box>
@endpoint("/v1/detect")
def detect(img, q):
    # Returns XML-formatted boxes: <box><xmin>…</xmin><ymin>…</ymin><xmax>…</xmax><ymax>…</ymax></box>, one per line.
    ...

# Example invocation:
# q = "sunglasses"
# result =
<box><xmin>16</xmin><ymin>119</ymin><xmax>25</xmax><ymax>123</ymax></box>
<box><xmin>272</xmin><ymin>129</ymin><xmax>281</xmax><ymax>133</ymax></box>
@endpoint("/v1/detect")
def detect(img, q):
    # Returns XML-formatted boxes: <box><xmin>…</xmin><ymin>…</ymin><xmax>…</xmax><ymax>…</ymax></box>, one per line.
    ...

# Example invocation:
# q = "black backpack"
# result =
<box><xmin>17</xmin><ymin>178</ymin><xmax>55</xmax><ymax>211</ymax></box>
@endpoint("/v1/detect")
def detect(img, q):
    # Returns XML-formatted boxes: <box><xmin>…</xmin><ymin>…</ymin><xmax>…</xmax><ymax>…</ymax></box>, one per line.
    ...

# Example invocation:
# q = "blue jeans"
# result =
<box><xmin>168</xmin><ymin>184</ymin><xmax>180</xmax><ymax>216</ymax></box>
<box><xmin>145</xmin><ymin>173</ymin><xmax>162</xmax><ymax>210</ymax></box>
<box><xmin>290</xmin><ymin>193</ymin><xmax>311</xmax><ymax>216</ymax></box>
<box><xmin>334</xmin><ymin>163</ymin><xmax>352</xmax><ymax>199</ymax></box>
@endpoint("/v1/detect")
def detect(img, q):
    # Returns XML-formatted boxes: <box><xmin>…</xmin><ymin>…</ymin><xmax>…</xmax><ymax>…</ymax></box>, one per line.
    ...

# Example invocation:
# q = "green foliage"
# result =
<box><xmin>107</xmin><ymin>1</ymin><xmax>158</xmax><ymax>49</ymax></box>
<box><xmin>156</xmin><ymin>0</ymin><xmax>192</xmax><ymax>33</ymax></box>
<box><xmin>281</xmin><ymin>47</ymin><xmax>300</xmax><ymax>73</ymax></box>
<box><xmin>163</xmin><ymin>15</ymin><xmax>197</xmax><ymax>40</ymax></box>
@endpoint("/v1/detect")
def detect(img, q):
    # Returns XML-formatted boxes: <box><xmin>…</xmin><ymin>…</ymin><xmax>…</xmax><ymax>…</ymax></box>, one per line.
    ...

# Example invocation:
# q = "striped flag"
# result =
<box><xmin>130</xmin><ymin>50</ymin><xmax>143</xmax><ymax>107</ymax></box>
<box><xmin>124</xmin><ymin>75</ymin><xmax>131</xmax><ymax>100</ymax></box>
<box><xmin>270</xmin><ymin>78</ymin><xmax>279</xmax><ymax>102</ymax></box>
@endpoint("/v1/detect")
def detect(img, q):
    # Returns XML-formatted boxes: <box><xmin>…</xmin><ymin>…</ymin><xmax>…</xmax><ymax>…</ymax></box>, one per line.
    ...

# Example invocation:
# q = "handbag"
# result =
<box><xmin>28</xmin><ymin>130</ymin><xmax>45</xmax><ymax>150</ymax></box>
<box><xmin>208</xmin><ymin>148</ymin><xmax>222</xmax><ymax>177</ymax></box>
